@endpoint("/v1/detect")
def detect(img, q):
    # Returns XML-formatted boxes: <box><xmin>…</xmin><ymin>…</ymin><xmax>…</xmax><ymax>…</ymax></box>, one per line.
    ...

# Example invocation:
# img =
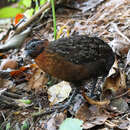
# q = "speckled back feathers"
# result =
<box><xmin>47</xmin><ymin>35</ymin><xmax>114</xmax><ymax>65</ymax></box>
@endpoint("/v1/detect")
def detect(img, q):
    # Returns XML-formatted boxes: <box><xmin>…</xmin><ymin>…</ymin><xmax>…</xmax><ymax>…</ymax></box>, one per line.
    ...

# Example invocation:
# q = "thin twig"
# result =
<box><xmin>14</xmin><ymin>1</ymin><xmax>51</xmax><ymax>35</ymax></box>
<box><xmin>111</xmin><ymin>89</ymin><xmax>130</xmax><ymax>100</ymax></box>
<box><xmin>32</xmin><ymin>89</ymin><xmax>76</xmax><ymax>118</ymax></box>
<box><xmin>3</xmin><ymin>91</ymin><xmax>22</xmax><ymax>99</ymax></box>
<box><xmin>105</xmin><ymin>120</ymin><xmax>117</xmax><ymax>128</ymax></box>
<box><xmin>0</xmin><ymin>88</ymin><xmax>7</xmax><ymax>95</ymax></box>
<box><xmin>1</xmin><ymin>111</ymin><xmax>6</xmax><ymax>121</ymax></box>
<box><xmin>112</xmin><ymin>23</ymin><xmax>130</xmax><ymax>44</ymax></box>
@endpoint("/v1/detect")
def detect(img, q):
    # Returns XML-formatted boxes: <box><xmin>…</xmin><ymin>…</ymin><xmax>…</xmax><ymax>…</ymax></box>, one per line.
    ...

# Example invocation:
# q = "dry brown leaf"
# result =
<box><xmin>102</xmin><ymin>69</ymin><xmax>126</xmax><ymax>99</ymax></box>
<box><xmin>81</xmin><ymin>105</ymin><xmax>108</xmax><ymax>130</ymax></box>
<box><xmin>83</xmin><ymin>115</ymin><xmax>108</xmax><ymax>129</ymax></box>
<box><xmin>0</xmin><ymin>59</ymin><xmax>18</xmax><ymax>70</ymax></box>
<box><xmin>27</xmin><ymin>66</ymin><xmax>48</xmax><ymax>91</ymax></box>
<box><xmin>75</xmin><ymin>104</ymin><xmax>91</xmax><ymax>122</ymax></box>
<box><xmin>75</xmin><ymin>101</ymin><xmax>109</xmax><ymax>129</ymax></box>
<box><xmin>46</xmin><ymin>113</ymin><xmax>65</xmax><ymax>130</ymax></box>
<box><xmin>0</xmin><ymin>53</ymin><xmax>7</xmax><ymax>59</ymax></box>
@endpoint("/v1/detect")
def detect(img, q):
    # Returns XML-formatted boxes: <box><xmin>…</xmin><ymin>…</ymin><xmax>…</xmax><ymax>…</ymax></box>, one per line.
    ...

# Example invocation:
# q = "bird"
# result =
<box><xmin>25</xmin><ymin>35</ymin><xmax>115</xmax><ymax>89</ymax></box>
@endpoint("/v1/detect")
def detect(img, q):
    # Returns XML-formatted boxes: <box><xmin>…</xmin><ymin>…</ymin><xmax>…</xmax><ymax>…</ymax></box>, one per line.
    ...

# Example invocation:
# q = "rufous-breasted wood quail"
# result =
<box><xmin>25</xmin><ymin>35</ymin><xmax>115</xmax><ymax>87</ymax></box>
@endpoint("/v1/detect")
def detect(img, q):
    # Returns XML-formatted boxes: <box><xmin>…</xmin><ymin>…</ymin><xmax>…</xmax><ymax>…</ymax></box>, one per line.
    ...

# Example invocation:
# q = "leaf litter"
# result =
<box><xmin>0</xmin><ymin>0</ymin><xmax>130</xmax><ymax>129</ymax></box>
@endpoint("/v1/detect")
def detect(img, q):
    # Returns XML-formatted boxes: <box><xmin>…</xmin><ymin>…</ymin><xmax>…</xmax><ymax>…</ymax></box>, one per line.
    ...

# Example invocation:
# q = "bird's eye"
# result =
<box><xmin>32</xmin><ymin>44</ymin><xmax>36</xmax><ymax>48</ymax></box>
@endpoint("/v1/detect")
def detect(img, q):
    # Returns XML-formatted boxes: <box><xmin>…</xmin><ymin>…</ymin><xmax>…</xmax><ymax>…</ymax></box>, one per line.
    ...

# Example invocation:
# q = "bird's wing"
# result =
<box><xmin>47</xmin><ymin>35</ymin><xmax>111</xmax><ymax>65</ymax></box>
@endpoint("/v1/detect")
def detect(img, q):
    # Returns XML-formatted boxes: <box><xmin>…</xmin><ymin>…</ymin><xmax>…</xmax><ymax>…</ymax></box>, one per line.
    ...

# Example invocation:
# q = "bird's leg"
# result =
<box><xmin>90</xmin><ymin>78</ymin><xmax>98</xmax><ymax>97</ymax></box>
<box><xmin>90</xmin><ymin>76</ymin><xmax>106</xmax><ymax>98</ymax></box>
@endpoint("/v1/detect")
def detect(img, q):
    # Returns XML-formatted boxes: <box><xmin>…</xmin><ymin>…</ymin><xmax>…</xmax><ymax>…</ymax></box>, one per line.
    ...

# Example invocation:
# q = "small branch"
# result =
<box><xmin>1</xmin><ymin>111</ymin><xmax>6</xmax><ymax>121</ymax></box>
<box><xmin>3</xmin><ymin>91</ymin><xmax>22</xmax><ymax>99</ymax></box>
<box><xmin>105</xmin><ymin>120</ymin><xmax>117</xmax><ymax>128</ymax></box>
<box><xmin>112</xmin><ymin>23</ymin><xmax>130</xmax><ymax>44</ymax></box>
<box><xmin>0</xmin><ymin>26</ymin><xmax>13</xmax><ymax>41</ymax></box>
<box><xmin>32</xmin><ymin>89</ymin><xmax>76</xmax><ymax>118</ymax></box>
<box><xmin>111</xmin><ymin>89</ymin><xmax>130</xmax><ymax>100</ymax></box>
<box><xmin>0</xmin><ymin>88</ymin><xmax>7</xmax><ymax>95</ymax></box>
<box><xmin>0</xmin><ymin>95</ymin><xmax>19</xmax><ymax>108</ymax></box>
<box><xmin>14</xmin><ymin>1</ymin><xmax>51</xmax><ymax>35</ymax></box>
<box><xmin>0</xmin><ymin>70</ymin><xmax>11</xmax><ymax>79</ymax></box>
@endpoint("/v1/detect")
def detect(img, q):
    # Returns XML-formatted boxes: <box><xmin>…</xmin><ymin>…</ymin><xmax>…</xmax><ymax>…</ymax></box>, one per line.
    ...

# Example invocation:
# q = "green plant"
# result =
<box><xmin>50</xmin><ymin>0</ymin><xmax>57</xmax><ymax>40</ymax></box>
<box><xmin>0</xmin><ymin>0</ymin><xmax>47</xmax><ymax>18</ymax></box>
<box><xmin>1</xmin><ymin>0</ymin><xmax>57</xmax><ymax>40</ymax></box>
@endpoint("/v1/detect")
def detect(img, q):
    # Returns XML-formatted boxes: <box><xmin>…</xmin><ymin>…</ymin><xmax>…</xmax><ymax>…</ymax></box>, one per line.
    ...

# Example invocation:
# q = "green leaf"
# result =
<box><xmin>21</xmin><ymin>120</ymin><xmax>29</xmax><ymax>130</ymax></box>
<box><xmin>8</xmin><ymin>0</ymin><xmax>16</xmax><ymax>2</ymax></box>
<box><xmin>6</xmin><ymin>122</ymin><xmax>11</xmax><ymax>130</ymax></box>
<box><xmin>19</xmin><ymin>0</ymin><xmax>31</xmax><ymax>8</ymax></box>
<box><xmin>19</xmin><ymin>99</ymin><xmax>32</xmax><ymax>104</ymax></box>
<box><xmin>59</xmin><ymin>118</ymin><xmax>83</xmax><ymax>130</ymax></box>
<box><xmin>40</xmin><ymin>0</ymin><xmax>47</xmax><ymax>5</ymax></box>
<box><xmin>0</xmin><ymin>7</ymin><xmax>24</xmax><ymax>18</ymax></box>
<box><xmin>24</xmin><ymin>9</ymin><xmax>34</xmax><ymax>18</ymax></box>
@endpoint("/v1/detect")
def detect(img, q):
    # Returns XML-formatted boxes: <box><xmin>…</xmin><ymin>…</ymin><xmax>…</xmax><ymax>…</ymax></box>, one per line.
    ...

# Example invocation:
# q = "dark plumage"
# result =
<box><xmin>25</xmin><ymin>35</ymin><xmax>115</xmax><ymax>83</ymax></box>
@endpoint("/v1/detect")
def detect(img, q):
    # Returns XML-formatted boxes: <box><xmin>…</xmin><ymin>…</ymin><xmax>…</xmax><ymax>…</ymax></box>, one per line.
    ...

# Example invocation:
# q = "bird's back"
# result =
<box><xmin>47</xmin><ymin>35</ymin><xmax>114</xmax><ymax>65</ymax></box>
<box><xmin>47</xmin><ymin>35</ymin><xmax>112</xmax><ymax>64</ymax></box>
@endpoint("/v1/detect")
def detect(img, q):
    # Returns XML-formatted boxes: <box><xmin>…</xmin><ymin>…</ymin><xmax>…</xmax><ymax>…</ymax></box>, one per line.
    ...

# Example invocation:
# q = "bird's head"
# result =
<box><xmin>25</xmin><ymin>39</ymin><xmax>48</xmax><ymax>58</ymax></box>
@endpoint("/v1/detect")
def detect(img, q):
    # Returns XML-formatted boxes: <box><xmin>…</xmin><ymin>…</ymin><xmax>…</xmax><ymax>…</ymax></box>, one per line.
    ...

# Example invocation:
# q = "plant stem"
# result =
<box><xmin>50</xmin><ymin>0</ymin><xmax>57</xmax><ymax>40</ymax></box>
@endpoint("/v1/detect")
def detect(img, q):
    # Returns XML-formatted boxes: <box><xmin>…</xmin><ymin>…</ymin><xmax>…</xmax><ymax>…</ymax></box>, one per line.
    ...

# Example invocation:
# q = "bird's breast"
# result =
<box><xmin>35</xmin><ymin>49</ymin><xmax>108</xmax><ymax>82</ymax></box>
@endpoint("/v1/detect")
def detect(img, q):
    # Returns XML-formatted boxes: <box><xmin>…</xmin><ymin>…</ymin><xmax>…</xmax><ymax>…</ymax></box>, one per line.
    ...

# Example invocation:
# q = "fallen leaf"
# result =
<box><xmin>108</xmin><ymin>98</ymin><xmax>128</xmax><ymax>113</ymax></box>
<box><xmin>47</xmin><ymin>113</ymin><xmax>65</xmax><ymax>130</ymax></box>
<box><xmin>59</xmin><ymin>118</ymin><xmax>83</xmax><ymax>130</ymax></box>
<box><xmin>0</xmin><ymin>59</ymin><xmax>18</xmax><ymax>70</ymax></box>
<box><xmin>102</xmin><ymin>69</ymin><xmax>126</xmax><ymax>99</ymax></box>
<box><xmin>75</xmin><ymin>103</ymin><xmax>91</xmax><ymax>122</ymax></box>
<box><xmin>117</xmin><ymin>120</ymin><xmax>130</xmax><ymax>130</ymax></box>
<box><xmin>14</xmin><ymin>13</ymin><xmax>24</xmax><ymax>25</ymax></box>
<box><xmin>48</xmin><ymin>81</ymin><xmax>72</xmax><ymax>105</ymax></box>
<box><xmin>27</xmin><ymin>67</ymin><xmax>48</xmax><ymax>91</ymax></box>
<box><xmin>83</xmin><ymin>115</ymin><xmax>108</xmax><ymax>129</ymax></box>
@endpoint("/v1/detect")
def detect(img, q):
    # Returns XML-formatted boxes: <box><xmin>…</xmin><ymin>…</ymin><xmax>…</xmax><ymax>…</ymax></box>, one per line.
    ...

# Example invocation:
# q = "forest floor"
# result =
<box><xmin>0</xmin><ymin>0</ymin><xmax>130</xmax><ymax>129</ymax></box>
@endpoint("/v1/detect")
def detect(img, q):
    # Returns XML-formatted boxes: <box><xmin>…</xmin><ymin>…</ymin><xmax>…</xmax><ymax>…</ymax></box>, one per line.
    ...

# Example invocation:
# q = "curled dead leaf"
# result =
<box><xmin>27</xmin><ymin>67</ymin><xmax>48</xmax><ymax>91</ymax></box>
<box><xmin>48</xmin><ymin>81</ymin><xmax>72</xmax><ymax>105</ymax></box>
<box><xmin>102</xmin><ymin>69</ymin><xmax>126</xmax><ymax>99</ymax></box>
<box><xmin>107</xmin><ymin>58</ymin><xmax>118</xmax><ymax>77</ymax></box>
<box><xmin>82</xmin><ymin>92</ymin><xmax>110</xmax><ymax>106</ymax></box>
